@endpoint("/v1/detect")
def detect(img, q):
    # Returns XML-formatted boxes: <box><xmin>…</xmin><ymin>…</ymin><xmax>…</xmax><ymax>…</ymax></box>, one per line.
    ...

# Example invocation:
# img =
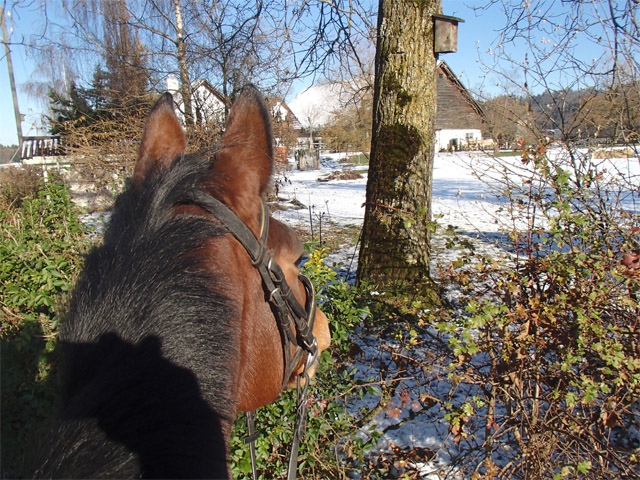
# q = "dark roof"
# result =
<box><xmin>435</xmin><ymin>60</ymin><xmax>486</xmax><ymax>130</ymax></box>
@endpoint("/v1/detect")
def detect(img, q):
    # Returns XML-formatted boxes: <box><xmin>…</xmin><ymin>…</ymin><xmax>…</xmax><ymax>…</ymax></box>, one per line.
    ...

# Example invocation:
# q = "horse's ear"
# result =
<box><xmin>213</xmin><ymin>85</ymin><xmax>273</xmax><ymax>209</ymax></box>
<box><xmin>133</xmin><ymin>93</ymin><xmax>186</xmax><ymax>186</ymax></box>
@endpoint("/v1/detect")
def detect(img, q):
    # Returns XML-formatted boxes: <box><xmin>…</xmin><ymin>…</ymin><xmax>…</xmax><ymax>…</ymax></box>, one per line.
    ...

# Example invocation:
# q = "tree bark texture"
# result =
<box><xmin>357</xmin><ymin>0</ymin><xmax>441</xmax><ymax>289</ymax></box>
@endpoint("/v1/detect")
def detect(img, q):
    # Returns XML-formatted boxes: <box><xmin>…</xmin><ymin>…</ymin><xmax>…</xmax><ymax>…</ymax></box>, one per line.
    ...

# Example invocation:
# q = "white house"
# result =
<box><xmin>434</xmin><ymin>61</ymin><xmax>489</xmax><ymax>151</ymax></box>
<box><xmin>166</xmin><ymin>76</ymin><xmax>226</xmax><ymax>126</ymax></box>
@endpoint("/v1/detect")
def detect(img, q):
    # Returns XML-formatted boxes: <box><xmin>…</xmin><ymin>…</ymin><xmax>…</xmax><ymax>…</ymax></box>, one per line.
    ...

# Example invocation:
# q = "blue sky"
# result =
<box><xmin>0</xmin><ymin>1</ymin><xmax>608</xmax><ymax>147</ymax></box>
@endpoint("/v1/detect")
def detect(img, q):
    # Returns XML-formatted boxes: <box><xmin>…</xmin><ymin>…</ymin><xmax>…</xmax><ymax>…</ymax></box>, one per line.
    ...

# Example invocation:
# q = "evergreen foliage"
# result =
<box><xmin>47</xmin><ymin>82</ymin><xmax>103</xmax><ymax>136</ymax></box>
<box><xmin>47</xmin><ymin>0</ymin><xmax>152</xmax><ymax>141</ymax></box>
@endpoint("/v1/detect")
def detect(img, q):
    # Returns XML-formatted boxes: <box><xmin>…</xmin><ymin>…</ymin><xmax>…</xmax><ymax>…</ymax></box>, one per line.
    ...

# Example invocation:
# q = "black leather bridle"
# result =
<box><xmin>183</xmin><ymin>189</ymin><xmax>319</xmax><ymax>480</ymax></box>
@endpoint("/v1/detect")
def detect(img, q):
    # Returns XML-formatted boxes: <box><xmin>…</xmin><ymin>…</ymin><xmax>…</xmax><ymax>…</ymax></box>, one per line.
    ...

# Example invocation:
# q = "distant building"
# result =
<box><xmin>165</xmin><ymin>79</ymin><xmax>305</xmax><ymax>151</ymax></box>
<box><xmin>265</xmin><ymin>97</ymin><xmax>303</xmax><ymax>135</ymax></box>
<box><xmin>288</xmin><ymin>66</ymin><xmax>491</xmax><ymax>154</ymax></box>
<box><xmin>264</xmin><ymin>97</ymin><xmax>304</xmax><ymax>164</ymax></box>
<box><xmin>163</xmin><ymin>65</ymin><xmax>491</xmax><ymax>167</ymax></box>
<box><xmin>166</xmin><ymin>76</ymin><xmax>227</xmax><ymax>126</ymax></box>
<box><xmin>435</xmin><ymin>61</ymin><xmax>490</xmax><ymax>152</ymax></box>
<box><xmin>267</xmin><ymin>98</ymin><xmax>302</xmax><ymax>129</ymax></box>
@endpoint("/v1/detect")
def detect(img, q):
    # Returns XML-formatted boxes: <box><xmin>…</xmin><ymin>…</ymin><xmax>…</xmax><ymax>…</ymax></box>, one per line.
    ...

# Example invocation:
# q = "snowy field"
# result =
<box><xmin>273</xmin><ymin>149</ymin><xmax>640</xmax><ymax>263</ymax></box>
<box><xmin>275</xmin><ymin>149</ymin><xmax>640</xmax><ymax>235</ymax></box>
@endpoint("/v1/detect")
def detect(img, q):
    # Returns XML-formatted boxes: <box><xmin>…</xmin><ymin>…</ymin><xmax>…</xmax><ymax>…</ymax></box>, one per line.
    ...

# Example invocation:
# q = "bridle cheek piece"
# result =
<box><xmin>182</xmin><ymin>190</ymin><xmax>319</xmax><ymax>480</ymax></box>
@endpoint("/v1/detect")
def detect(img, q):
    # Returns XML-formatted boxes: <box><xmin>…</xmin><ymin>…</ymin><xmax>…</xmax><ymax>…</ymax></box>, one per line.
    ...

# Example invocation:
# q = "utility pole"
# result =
<box><xmin>1</xmin><ymin>6</ymin><xmax>23</xmax><ymax>159</ymax></box>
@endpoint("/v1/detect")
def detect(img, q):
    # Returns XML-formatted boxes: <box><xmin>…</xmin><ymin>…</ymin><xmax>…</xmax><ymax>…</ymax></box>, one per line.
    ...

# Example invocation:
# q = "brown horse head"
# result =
<box><xmin>134</xmin><ymin>86</ymin><xmax>331</xmax><ymax>413</ymax></box>
<box><xmin>34</xmin><ymin>87</ymin><xmax>330</xmax><ymax>479</ymax></box>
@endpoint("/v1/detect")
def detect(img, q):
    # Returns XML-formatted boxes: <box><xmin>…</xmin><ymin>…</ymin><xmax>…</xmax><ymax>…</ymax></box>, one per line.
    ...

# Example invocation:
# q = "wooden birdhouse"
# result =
<box><xmin>433</xmin><ymin>14</ymin><xmax>464</xmax><ymax>54</ymax></box>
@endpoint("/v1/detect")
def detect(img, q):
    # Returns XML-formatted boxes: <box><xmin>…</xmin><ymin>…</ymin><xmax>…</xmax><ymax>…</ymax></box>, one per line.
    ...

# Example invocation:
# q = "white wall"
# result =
<box><xmin>192</xmin><ymin>85</ymin><xmax>225</xmax><ymax>125</ymax></box>
<box><xmin>435</xmin><ymin>128</ymin><xmax>482</xmax><ymax>152</ymax></box>
<box><xmin>165</xmin><ymin>76</ymin><xmax>225</xmax><ymax>125</ymax></box>
<box><xmin>272</xmin><ymin>102</ymin><xmax>289</xmax><ymax>122</ymax></box>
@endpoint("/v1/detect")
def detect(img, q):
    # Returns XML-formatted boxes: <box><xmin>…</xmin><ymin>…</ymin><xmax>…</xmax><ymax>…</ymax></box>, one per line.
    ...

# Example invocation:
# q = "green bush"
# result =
<box><xmin>436</xmin><ymin>143</ymin><xmax>640</xmax><ymax>479</ymax></box>
<box><xmin>0</xmin><ymin>174</ymin><xmax>88</xmax><ymax>477</ymax></box>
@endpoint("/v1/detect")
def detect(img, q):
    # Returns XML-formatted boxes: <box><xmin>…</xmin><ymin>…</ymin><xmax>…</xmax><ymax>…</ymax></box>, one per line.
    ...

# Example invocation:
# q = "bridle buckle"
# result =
<box><xmin>269</xmin><ymin>286</ymin><xmax>281</xmax><ymax>303</ymax></box>
<box><xmin>303</xmin><ymin>338</ymin><xmax>319</xmax><ymax>372</ymax></box>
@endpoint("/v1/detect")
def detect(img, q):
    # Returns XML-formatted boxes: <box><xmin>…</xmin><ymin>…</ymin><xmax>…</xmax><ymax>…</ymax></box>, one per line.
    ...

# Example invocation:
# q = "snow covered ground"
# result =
<box><xmin>273</xmin><ymin>149</ymin><xmax>639</xmax><ymax>263</ymax></box>
<box><xmin>271</xmin><ymin>151</ymin><xmax>510</xmax><ymax>478</ymax></box>
<box><xmin>276</xmin><ymin>149</ymin><xmax>639</xmax><ymax>231</ymax></box>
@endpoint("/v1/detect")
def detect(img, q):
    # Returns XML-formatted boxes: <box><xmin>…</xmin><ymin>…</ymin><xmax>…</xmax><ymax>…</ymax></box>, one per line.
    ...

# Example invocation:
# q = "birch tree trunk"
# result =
<box><xmin>172</xmin><ymin>0</ymin><xmax>193</xmax><ymax>126</ymax></box>
<box><xmin>357</xmin><ymin>0</ymin><xmax>441</xmax><ymax>295</ymax></box>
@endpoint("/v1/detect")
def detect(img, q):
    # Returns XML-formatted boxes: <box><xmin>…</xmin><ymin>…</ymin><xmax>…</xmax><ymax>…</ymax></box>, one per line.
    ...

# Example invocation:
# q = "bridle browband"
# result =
<box><xmin>182</xmin><ymin>189</ymin><xmax>318</xmax><ymax>480</ymax></box>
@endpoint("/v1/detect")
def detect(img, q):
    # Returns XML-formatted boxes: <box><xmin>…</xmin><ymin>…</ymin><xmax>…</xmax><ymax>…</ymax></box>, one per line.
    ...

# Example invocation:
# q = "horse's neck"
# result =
<box><xmin>34</xmin><ymin>415</ymin><xmax>231</xmax><ymax>479</ymax></box>
<box><xmin>46</xmin><ymin>334</ymin><xmax>233</xmax><ymax>479</ymax></box>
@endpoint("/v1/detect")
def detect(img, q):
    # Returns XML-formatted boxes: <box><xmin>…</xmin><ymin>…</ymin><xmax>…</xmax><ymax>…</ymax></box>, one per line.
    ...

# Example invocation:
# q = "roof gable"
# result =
<box><xmin>265</xmin><ymin>97</ymin><xmax>303</xmax><ymax>130</ymax></box>
<box><xmin>435</xmin><ymin>60</ymin><xmax>486</xmax><ymax>131</ymax></box>
<box><xmin>192</xmin><ymin>79</ymin><xmax>226</xmax><ymax>105</ymax></box>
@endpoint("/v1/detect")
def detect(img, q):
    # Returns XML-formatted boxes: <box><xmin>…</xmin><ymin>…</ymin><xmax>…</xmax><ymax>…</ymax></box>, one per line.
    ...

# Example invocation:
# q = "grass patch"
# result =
<box><xmin>491</xmin><ymin>150</ymin><xmax>522</xmax><ymax>157</ymax></box>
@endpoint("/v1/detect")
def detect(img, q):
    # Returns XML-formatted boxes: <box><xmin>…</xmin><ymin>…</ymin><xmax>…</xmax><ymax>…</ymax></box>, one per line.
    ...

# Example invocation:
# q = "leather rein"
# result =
<box><xmin>184</xmin><ymin>189</ymin><xmax>319</xmax><ymax>480</ymax></box>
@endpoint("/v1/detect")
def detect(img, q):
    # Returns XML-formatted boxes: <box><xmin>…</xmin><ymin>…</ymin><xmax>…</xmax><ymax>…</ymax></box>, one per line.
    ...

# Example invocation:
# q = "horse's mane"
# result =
<box><xmin>33</xmin><ymin>152</ymin><xmax>237</xmax><ymax>478</ymax></box>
